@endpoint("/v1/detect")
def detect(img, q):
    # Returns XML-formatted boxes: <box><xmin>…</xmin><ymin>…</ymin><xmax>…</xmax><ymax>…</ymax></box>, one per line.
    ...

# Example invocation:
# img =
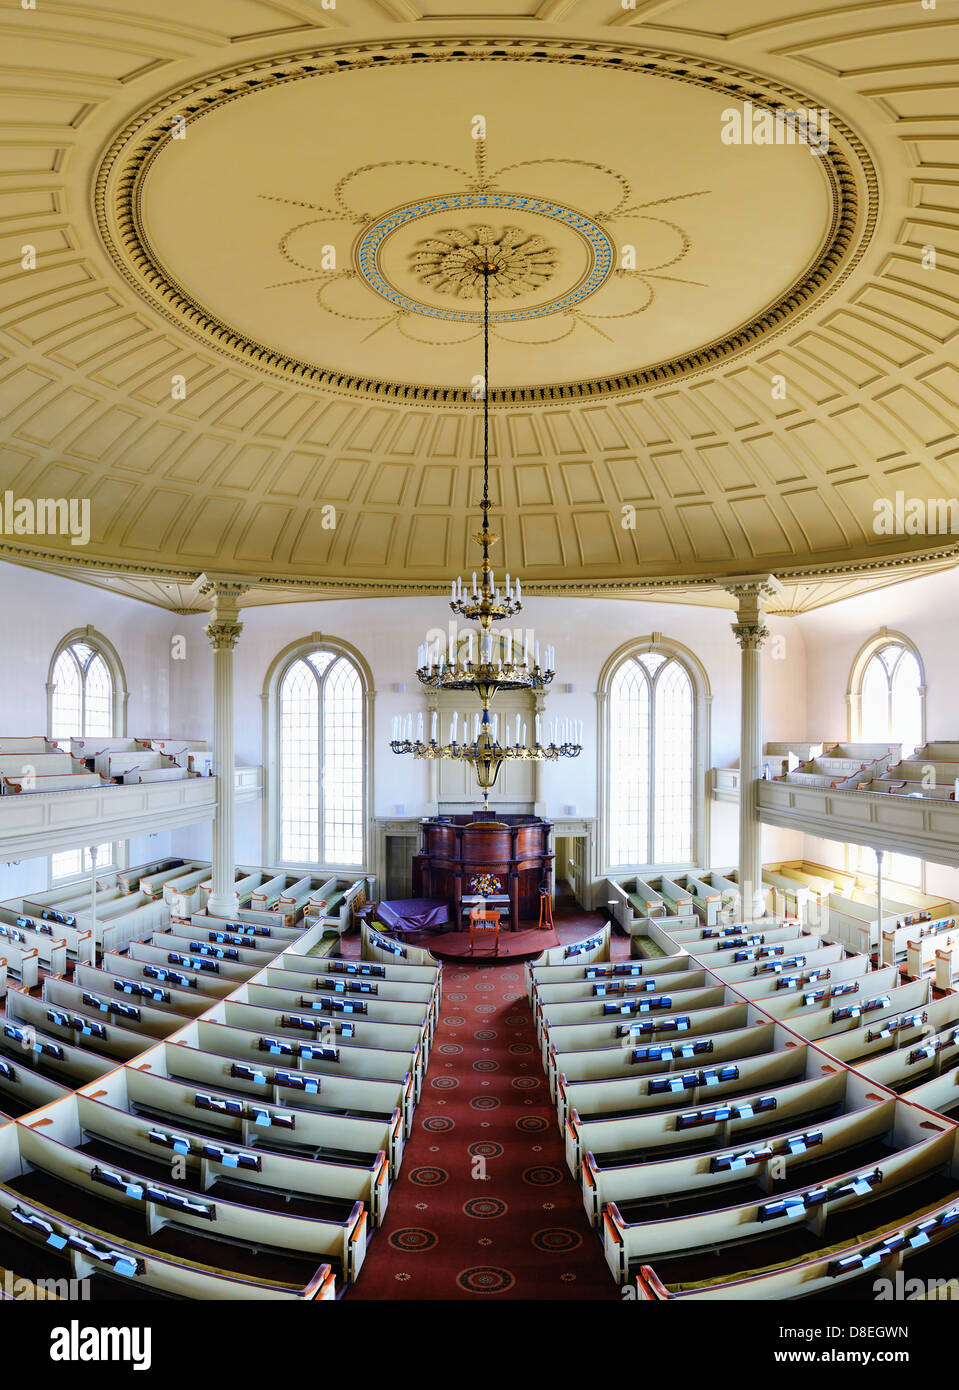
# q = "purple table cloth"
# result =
<box><xmin>377</xmin><ymin>897</ymin><xmax>450</xmax><ymax>934</ymax></box>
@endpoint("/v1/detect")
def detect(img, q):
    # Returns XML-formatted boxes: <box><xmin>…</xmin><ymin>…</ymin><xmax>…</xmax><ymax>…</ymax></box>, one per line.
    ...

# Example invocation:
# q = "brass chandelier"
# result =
<box><xmin>390</xmin><ymin>259</ymin><xmax>582</xmax><ymax>808</ymax></box>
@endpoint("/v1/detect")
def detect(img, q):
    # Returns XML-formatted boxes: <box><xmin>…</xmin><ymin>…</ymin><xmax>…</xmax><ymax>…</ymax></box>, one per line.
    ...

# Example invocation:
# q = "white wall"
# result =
<box><xmin>167</xmin><ymin>592</ymin><xmax>806</xmax><ymax>869</ymax></box>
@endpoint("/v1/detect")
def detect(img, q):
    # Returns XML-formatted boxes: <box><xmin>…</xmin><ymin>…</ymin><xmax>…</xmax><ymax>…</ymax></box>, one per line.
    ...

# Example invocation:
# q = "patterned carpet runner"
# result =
<box><xmin>348</xmin><ymin>926</ymin><xmax>621</xmax><ymax>1301</ymax></box>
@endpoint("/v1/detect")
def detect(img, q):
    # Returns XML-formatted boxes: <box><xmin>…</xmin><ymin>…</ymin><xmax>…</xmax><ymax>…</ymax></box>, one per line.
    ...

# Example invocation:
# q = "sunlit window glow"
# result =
<box><xmin>608</xmin><ymin>652</ymin><xmax>694</xmax><ymax>868</ymax></box>
<box><xmin>50</xmin><ymin>641</ymin><xmax>114</xmax><ymax>740</ymax></box>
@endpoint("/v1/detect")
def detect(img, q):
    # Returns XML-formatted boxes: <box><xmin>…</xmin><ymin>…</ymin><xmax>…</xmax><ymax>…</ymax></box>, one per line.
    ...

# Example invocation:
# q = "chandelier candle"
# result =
<box><xmin>390</xmin><ymin>260</ymin><xmax>582</xmax><ymax>809</ymax></box>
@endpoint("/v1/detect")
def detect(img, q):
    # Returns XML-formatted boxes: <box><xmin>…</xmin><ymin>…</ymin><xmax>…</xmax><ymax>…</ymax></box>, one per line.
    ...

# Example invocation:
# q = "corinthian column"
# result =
<box><xmin>197</xmin><ymin>574</ymin><xmax>247</xmax><ymax>921</ymax></box>
<box><xmin>727</xmin><ymin>576</ymin><xmax>783</xmax><ymax>920</ymax></box>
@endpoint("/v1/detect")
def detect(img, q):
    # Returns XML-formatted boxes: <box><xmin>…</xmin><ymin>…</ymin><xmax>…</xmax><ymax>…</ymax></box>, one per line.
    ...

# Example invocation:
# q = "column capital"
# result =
<box><xmin>731</xmin><ymin>620</ymin><xmax>770</xmax><ymax>651</ymax></box>
<box><xmin>205</xmin><ymin>618</ymin><xmax>244</xmax><ymax>651</ymax></box>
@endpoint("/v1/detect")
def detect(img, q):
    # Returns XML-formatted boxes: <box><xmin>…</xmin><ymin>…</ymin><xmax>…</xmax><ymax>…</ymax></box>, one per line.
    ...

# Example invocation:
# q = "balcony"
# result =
<box><xmin>0</xmin><ymin>766</ymin><xmax>262</xmax><ymax>861</ymax></box>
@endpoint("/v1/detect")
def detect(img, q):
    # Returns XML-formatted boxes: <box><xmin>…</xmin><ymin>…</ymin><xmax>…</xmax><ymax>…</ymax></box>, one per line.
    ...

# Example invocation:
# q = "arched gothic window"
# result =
<box><xmin>49</xmin><ymin>637</ymin><xmax>117</xmax><ymax>740</ymax></box>
<box><xmin>604</xmin><ymin>646</ymin><xmax>701</xmax><ymax>869</ymax></box>
<box><xmin>856</xmin><ymin>638</ymin><xmax>923</xmax><ymax>756</ymax></box>
<box><xmin>276</xmin><ymin>648</ymin><xmax>366</xmax><ymax>867</ymax></box>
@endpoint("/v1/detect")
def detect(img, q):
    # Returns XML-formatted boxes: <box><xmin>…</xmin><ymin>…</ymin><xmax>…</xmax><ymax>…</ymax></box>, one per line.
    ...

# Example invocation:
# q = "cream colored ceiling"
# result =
<box><xmin>1</xmin><ymin>0</ymin><xmax>959</xmax><ymax>612</ymax></box>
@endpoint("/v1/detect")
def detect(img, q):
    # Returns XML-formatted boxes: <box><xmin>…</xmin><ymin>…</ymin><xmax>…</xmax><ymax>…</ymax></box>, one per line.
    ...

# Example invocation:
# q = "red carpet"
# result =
<box><xmin>415</xmin><ymin>927</ymin><xmax>560</xmax><ymax>962</ymax></box>
<box><xmin>348</xmin><ymin>910</ymin><xmax>621</xmax><ymax>1300</ymax></box>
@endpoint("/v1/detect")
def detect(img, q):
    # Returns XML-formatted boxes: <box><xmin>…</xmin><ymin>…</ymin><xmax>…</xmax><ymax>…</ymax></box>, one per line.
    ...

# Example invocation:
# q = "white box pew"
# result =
<box><xmin>527</xmin><ymin>952</ymin><xmax>692</xmax><ymax>1004</ymax></box>
<box><xmin>899</xmin><ymin>918</ymin><xmax>959</xmax><ymax>974</ymax></box>
<box><xmin>0</xmin><ymin>926</ymin><xmax>39</xmax><ymax>990</ymax></box>
<box><xmin>824</xmin><ymin>994</ymin><xmax>959</xmax><ymax>1068</ymax></box>
<box><xmin>538</xmin><ymin>986</ymin><xmax>728</xmax><ymax>1059</ymax></box>
<box><xmin>582</xmin><ymin>1090</ymin><xmax>895</xmax><ymax>1225</ymax></box>
<box><xmin>203</xmin><ymin>869</ymin><xmax>264</xmax><ymax>909</ymax></box>
<box><xmin>101</xmin><ymin>1061</ymin><xmax>406</xmax><ymax>1179</ymax></box>
<box><xmin>555</xmin><ymin>1022</ymin><xmax>778</xmax><ymax>1128</ymax></box>
<box><xmin>606</xmin><ymin>876</ymin><xmax>666</xmax><ymax>933</ymax></box>
<box><xmin>244</xmin><ymin>976</ymin><xmax>436</xmax><ymax>1046</ymax></box>
<box><xmin>635</xmin><ymin>1189</ymin><xmax>959</xmax><ymax>1300</ymax></box>
<box><xmin>195</xmin><ymin>1017</ymin><xmax>416</xmax><ymax>1090</ymax></box>
<box><xmin>782</xmin><ymin>978</ymin><xmax>930</xmax><ymax>1046</ymax></box>
<box><xmin>565</xmin><ymin>1048</ymin><xmax>808</xmax><ymax>1178</ymax></box>
<box><xmin>935</xmin><ymin>939</ymin><xmax>959</xmax><ymax>991</ymax></box>
<box><xmin>303</xmin><ymin>876</ymin><xmax>369</xmax><ymax>936</ymax></box>
<box><xmin>250</xmin><ymin>873</ymin><xmax>295</xmax><ymax>912</ymax></box>
<box><xmin>827</xmin><ymin>894</ymin><xmax>899</xmax><ymax>955</ymax></box>
<box><xmin>41</xmin><ymin>978</ymin><xmax>186</xmax><ymax>1042</ymax></box>
<box><xmin>654</xmin><ymin>876</ymin><xmax>694</xmax><ymax>916</ymax></box>
<box><xmin>602</xmin><ymin>1120</ymin><xmax>955</xmax><ymax>1285</ymax></box>
<box><xmin>153</xmin><ymin>1036</ymin><xmax>415</xmax><ymax>1144</ymax></box>
<box><xmin>683</xmin><ymin>931</ymin><xmax>813</xmax><ymax>972</ymax></box>
<box><xmin>544</xmin><ymin>1001</ymin><xmax>750</xmax><ymax>1083</ymax></box>
<box><xmin>3</xmin><ymin>771</ymin><xmax>104</xmax><ymax>794</ymax></box>
<box><xmin>118</xmin><ymin>944</ymin><xmax>238</xmax><ymax>998</ymax></box>
<box><xmin>73</xmin><ymin>963</ymin><xmax>213</xmax><ymax>1021</ymax></box>
<box><xmin>137</xmin><ymin>862</ymin><xmax>209</xmax><ymax>900</ymax></box>
<box><xmin>191</xmin><ymin>912</ymin><xmax>304</xmax><ymax>947</ymax></box>
<box><xmin>216</xmin><ymin>999</ymin><xmax>428</xmax><ymax>1068</ymax></box>
<box><xmin>752</xmin><ymin>964</ymin><xmax>899</xmax><ymax>1023</ymax></box>
<box><xmin>1</xmin><ymin>1018</ymin><xmax>120</xmax><ymax>1089</ymax></box>
<box><xmin>152</xmin><ymin>930</ymin><xmax>276</xmax><ymax>969</ymax></box>
<box><xmin>570</xmin><ymin>1070</ymin><xmax>844</xmax><ymax>1180</ymax></box>
<box><xmin>162</xmin><ymin>868</ymin><xmax>215</xmax><ymax>920</ymax></box>
<box><xmin>117</xmin><ymin>859</ymin><xmax>189</xmax><ymax>895</ymax></box>
<box><xmin>279</xmin><ymin>949</ymin><xmax>441</xmax><ymax>1013</ymax></box>
<box><xmin>0</xmin><ymin>752</ymin><xmax>79</xmax><ymax>778</ymax></box>
<box><xmin>70</xmin><ymin>735</ymin><xmax>141</xmax><ymax>764</ymax></box>
<box><xmin>583</xmin><ymin>1095</ymin><xmax>897</xmax><ymax>1227</ymax></box>
<box><xmin>903</xmin><ymin>1063</ymin><xmax>959</xmax><ymax>1121</ymax></box>
<box><xmin>859</xmin><ymin>1022</ymin><xmax>959</xmax><ymax>1094</ymax></box>
<box><xmin>532</xmin><ymin>969</ymin><xmax>710</xmax><ymax>1034</ymax></box>
<box><xmin>761</xmin><ymin>868</ymin><xmax>815</xmax><ymax>921</ymax></box>
<box><xmin>75</xmin><ymin>1092</ymin><xmax>391</xmax><ymax>1229</ymax></box>
<box><xmin>0</xmin><ymin>737</ymin><xmax>57</xmax><ymax>755</ymax></box>
<box><xmin>681</xmin><ymin>874</ymin><xmax>727</xmax><ymax>926</ymax></box>
<box><xmin>527</xmin><ymin>922</ymin><xmax>611</xmax><ymax>969</ymax></box>
<box><xmin>86</xmin><ymin>899</ymin><xmax>171</xmax><ymax>956</ymax></box>
<box><xmin>0</xmin><ymin>1177</ymin><xmax>336</xmax><ymax>1300</ymax></box>
<box><xmin>14</xmin><ymin>1114</ymin><xmax>367</xmax><ymax>1285</ymax></box>
<box><xmin>666</xmin><ymin>914</ymin><xmax>795</xmax><ymax>947</ymax></box>
<box><xmin>260</xmin><ymin>965</ymin><xmax>437</xmax><ymax>1011</ymax></box>
<box><xmin>7</xmin><ymin>911</ymin><xmax>91</xmax><ymax>967</ymax></box>
<box><xmin>0</xmin><ymin>1048</ymin><xmax>72</xmax><ymax>1118</ymax></box>
<box><xmin>707</xmin><ymin>939</ymin><xmax>845</xmax><ymax>988</ymax></box>
<box><xmin>274</xmin><ymin>878</ymin><xmax>320</xmax><ymax>928</ymax></box>
<box><xmin>359</xmin><ymin>920</ymin><xmax>441</xmax><ymax>968</ymax></box>
<box><xmin>102</xmin><ymin>751</ymin><xmax>173</xmax><ymax>780</ymax></box>
<box><xmin>6</xmin><ymin>990</ymin><xmax>155</xmax><ymax>1063</ymax></box>
<box><xmin>728</xmin><ymin>948</ymin><xmax>865</xmax><ymax>1003</ymax></box>
<box><xmin>131</xmin><ymin>938</ymin><xmax>260</xmax><ymax>985</ymax></box>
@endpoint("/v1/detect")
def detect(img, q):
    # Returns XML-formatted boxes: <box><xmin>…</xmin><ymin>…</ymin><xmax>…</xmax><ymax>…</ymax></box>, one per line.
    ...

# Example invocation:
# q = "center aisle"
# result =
<box><xmin>348</xmin><ymin>940</ymin><xmax>621</xmax><ymax>1300</ymax></box>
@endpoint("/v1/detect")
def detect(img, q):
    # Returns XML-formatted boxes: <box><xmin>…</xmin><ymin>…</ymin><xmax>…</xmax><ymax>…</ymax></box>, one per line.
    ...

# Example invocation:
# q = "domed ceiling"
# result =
<box><xmin>1</xmin><ymin>0</ymin><xmax>959</xmax><ymax>613</ymax></box>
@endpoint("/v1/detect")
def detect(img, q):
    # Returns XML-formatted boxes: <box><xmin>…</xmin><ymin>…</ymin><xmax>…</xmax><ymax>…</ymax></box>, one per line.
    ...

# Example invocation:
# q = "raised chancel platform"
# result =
<box><xmin>408</xmin><ymin>926</ymin><xmax>559</xmax><ymax>962</ymax></box>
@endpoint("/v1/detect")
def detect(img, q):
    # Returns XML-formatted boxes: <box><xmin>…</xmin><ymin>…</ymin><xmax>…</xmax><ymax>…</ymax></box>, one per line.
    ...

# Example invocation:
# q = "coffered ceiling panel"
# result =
<box><xmin>0</xmin><ymin>0</ymin><xmax>958</xmax><ymax>615</ymax></box>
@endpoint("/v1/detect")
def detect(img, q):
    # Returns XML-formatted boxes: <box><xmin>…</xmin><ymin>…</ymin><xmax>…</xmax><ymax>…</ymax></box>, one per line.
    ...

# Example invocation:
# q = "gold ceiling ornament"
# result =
<box><xmin>411</xmin><ymin>226</ymin><xmax>559</xmax><ymax>300</ymax></box>
<box><xmin>93</xmin><ymin>36</ymin><xmax>877</xmax><ymax>404</ymax></box>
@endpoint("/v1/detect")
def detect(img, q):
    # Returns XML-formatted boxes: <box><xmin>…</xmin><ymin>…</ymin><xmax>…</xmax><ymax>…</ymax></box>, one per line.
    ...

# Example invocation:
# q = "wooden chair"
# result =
<box><xmin>469</xmin><ymin>905</ymin><xmax>501</xmax><ymax>956</ymax></box>
<box><xmin>537</xmin><ymin>889</ymin><xmax>554</xmax><ymax>931</ymax></box>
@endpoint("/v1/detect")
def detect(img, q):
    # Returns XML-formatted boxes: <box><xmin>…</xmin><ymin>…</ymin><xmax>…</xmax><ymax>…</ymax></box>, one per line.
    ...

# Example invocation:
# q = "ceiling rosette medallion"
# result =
<box><xmin>95</xmin><ymin>37</ymin><xmax>877</xmax><ymax>403</ymax></box>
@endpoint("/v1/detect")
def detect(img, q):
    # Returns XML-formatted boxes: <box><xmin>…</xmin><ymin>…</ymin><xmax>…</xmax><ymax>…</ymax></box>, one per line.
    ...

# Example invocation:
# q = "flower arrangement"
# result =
<box><xmin>469</xmin><ymin>873</ymin><xmax>502</xmax><ymax>898</ymax></box>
